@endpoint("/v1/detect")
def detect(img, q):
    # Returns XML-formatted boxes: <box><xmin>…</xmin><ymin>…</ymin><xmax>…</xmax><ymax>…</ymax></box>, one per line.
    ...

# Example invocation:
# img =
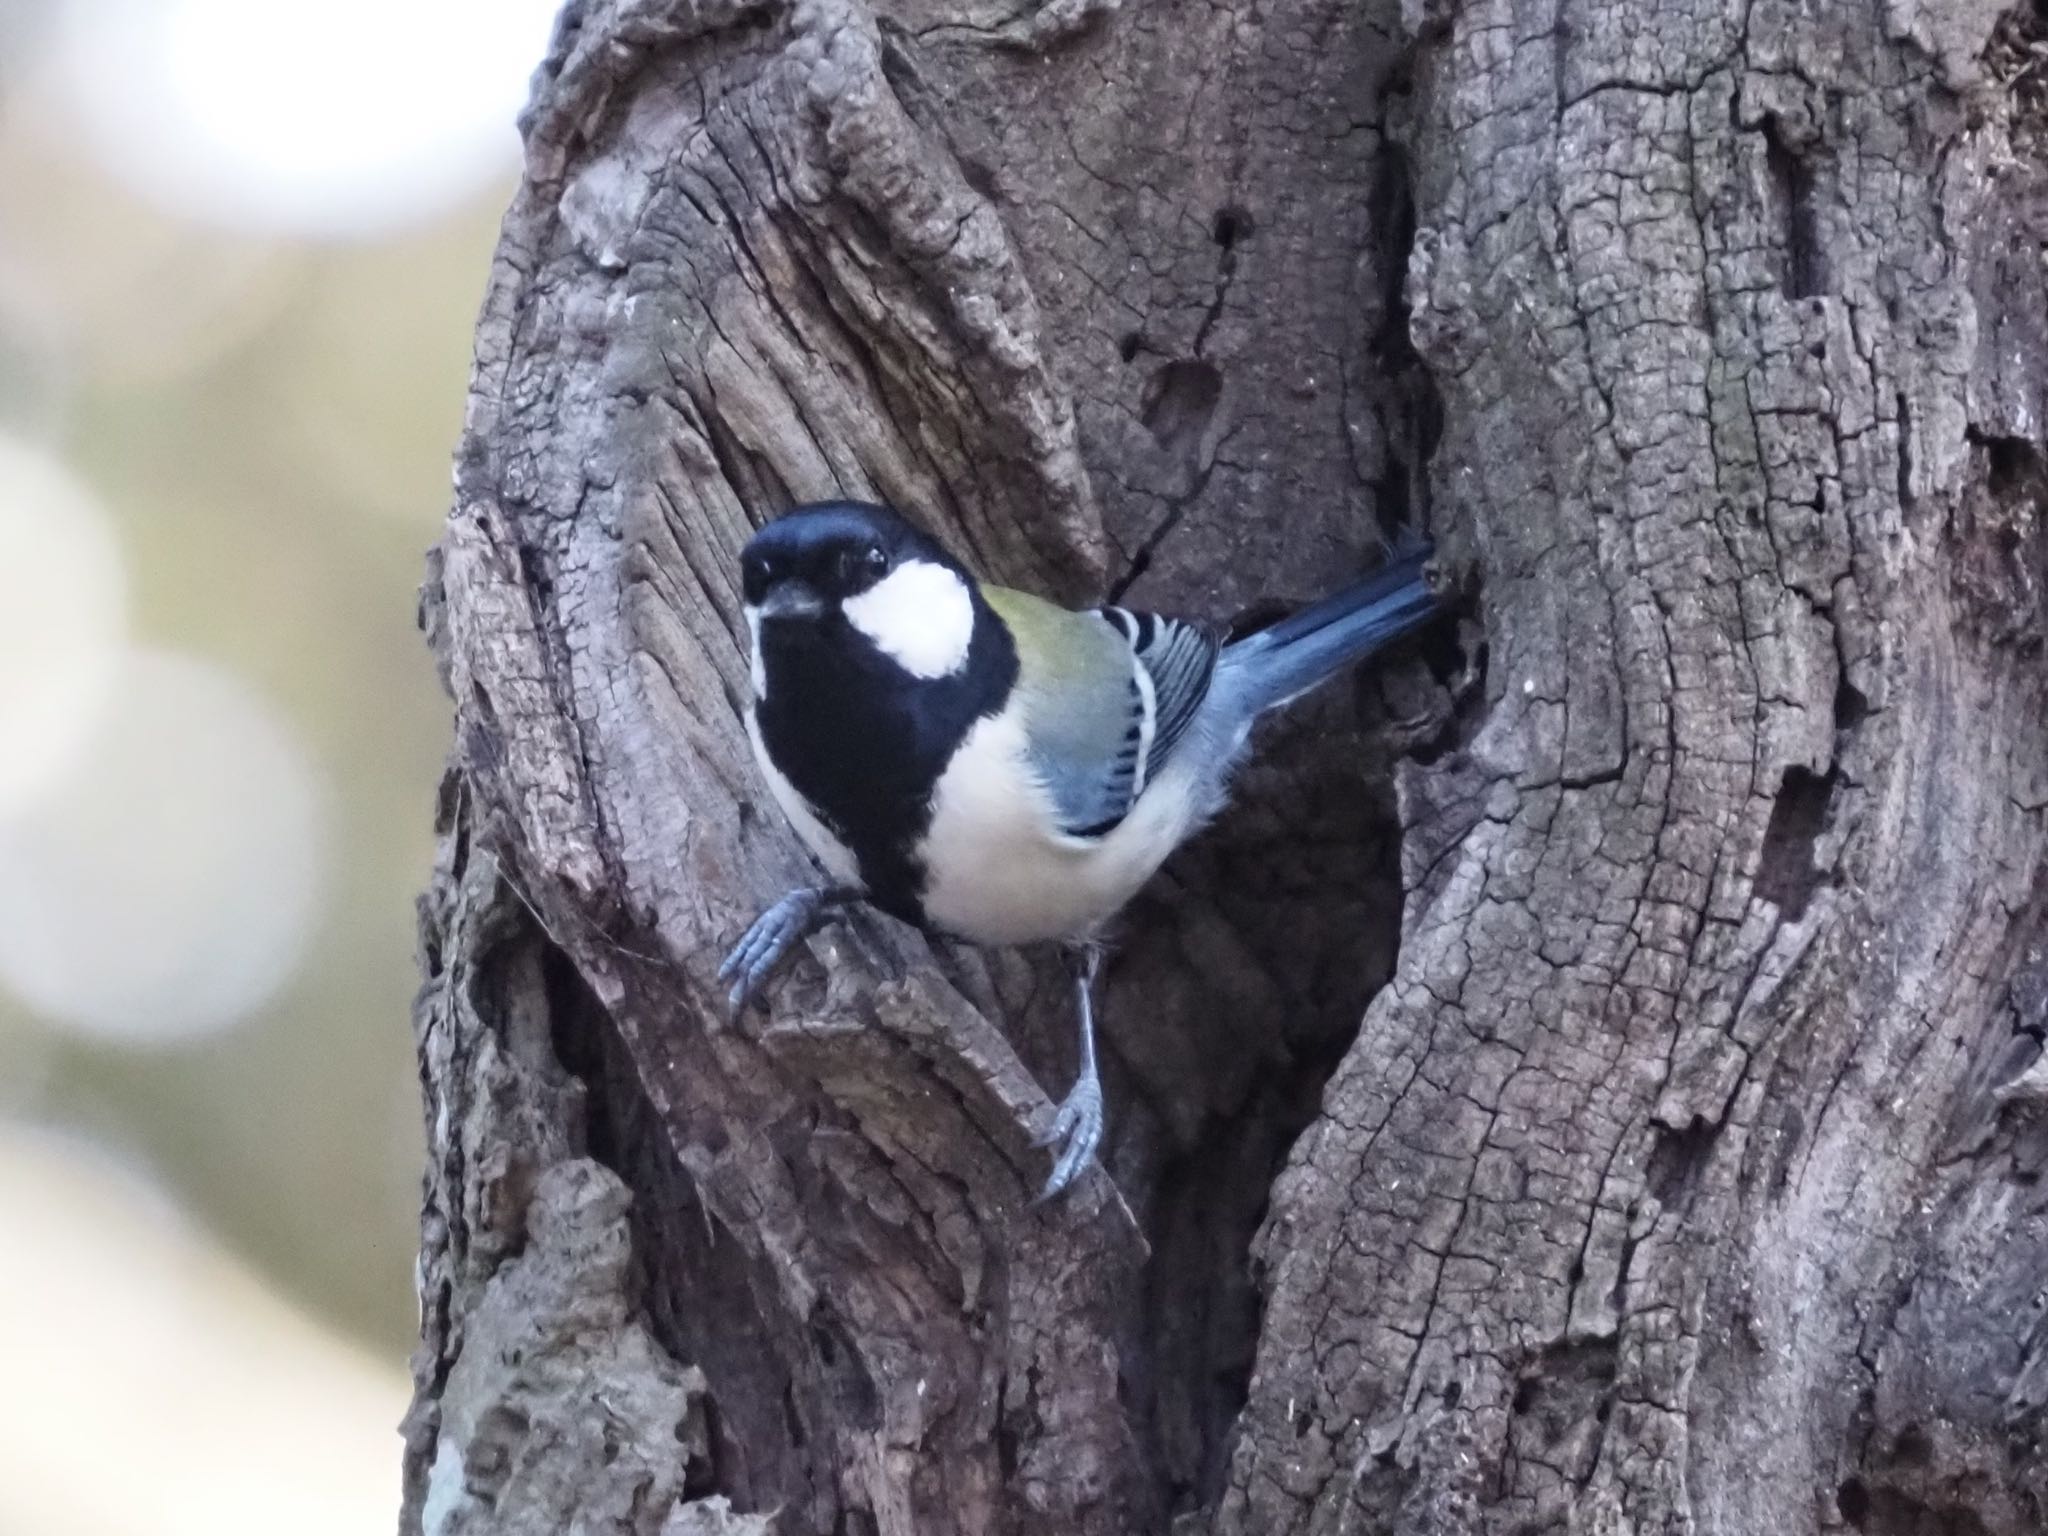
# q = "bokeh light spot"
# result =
<box><xmin>0</xmin><ymin>1124</ymin><xmax>407</xmax><ymax>1536</ymax></box>
<box><xmin>52</xmin><ymin>0</ymin><xmax>561</xmax><ymax>239</ymax></box>
<box><xmin>0</xmin><ymin>436</ymin><xmax>127</xmax><ymax>815</ymax></box>
<box><xmin>0</xmin><ymin>649</ymin><xmax>328</xmax><ymax>1043</ymax></box>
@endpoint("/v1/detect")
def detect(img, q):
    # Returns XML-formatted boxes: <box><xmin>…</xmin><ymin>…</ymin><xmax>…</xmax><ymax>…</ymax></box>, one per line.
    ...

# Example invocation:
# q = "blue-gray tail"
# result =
<box><xmin>1213</xmin><ymin>546</ymin><xmax>1437</xmax><ymax>719</ymax></box>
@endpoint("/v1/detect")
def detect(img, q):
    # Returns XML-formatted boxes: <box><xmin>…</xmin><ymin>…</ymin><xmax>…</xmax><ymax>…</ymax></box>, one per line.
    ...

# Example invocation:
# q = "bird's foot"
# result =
<box><xmin>1033</xmin><ymin>1069</ymin><xmax>1104</xmax><ymax>1201</ymax></box>
<box><xmin>717</xmin><ymin>887</ymin><xmax>840</xmax><ymax>1013</ymax></box>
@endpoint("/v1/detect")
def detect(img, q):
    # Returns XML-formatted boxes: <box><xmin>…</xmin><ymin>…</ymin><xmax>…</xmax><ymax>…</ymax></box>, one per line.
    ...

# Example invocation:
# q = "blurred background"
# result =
<box><xmin>0</xmin><ymin>1</ymin><xmax>562</xmax><ymax>1528</ymax></box>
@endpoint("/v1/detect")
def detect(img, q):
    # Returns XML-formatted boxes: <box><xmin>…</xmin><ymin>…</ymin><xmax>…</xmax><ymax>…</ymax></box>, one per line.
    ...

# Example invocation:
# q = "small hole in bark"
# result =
<box><xmin>1212</xmin><ymin>204</ymin><xmax>1254</xmax><ymax>249</ymax></box>
<box><xmin>1754</xmin><ymin>765</ymin><xmax>1838</xmax><ymax>920</ymax></box>
<box><xmin>2016</xmin><ymin>958</ymin><xmax>2048</xmax><ymax>1038</ymax></box>
<box><xmin>1897</xmin><ymin>392</ymin><xmax>1916</xmax><ymax>507</ymax></box>
<box><xmin>1892</xmin><ymin>1423</ymin><xmax>1933</xmax><ymax>1466</ymax></box>
<box><xmin>518</xmin><ymin>542</ymin><xmax>554</xmax><ymax>605</ymax></box>
<box><xmin>1762</xmin><ymin>119</ymin><xmax>1826</xmax><ymax>299</ymax></box>
<box><xmin>540</xmin><ymin>943</ymin><xmax>621</xmax><ymax>1163</ymax></box>
<box><xmin>1837</xmin><ymin>1476</ymin><xmax>1872</xmax><ymax>1527</ymax></box>
<box><xmin>1985</xmin><ymin>432</ymin><xmax>2041</xmax><ymax>498</ymax></box>
<box><xmin>1443</xmin><ymin>1381</ymin><xmax>1463</xmax><ymax>1409</ymax></box>
<box><xmin>1512</xmin><ymin>1377</ymin><xmax>1540</xmax><ymax>1413</ymax></box>
<box><xmin>1835</xmin><ymin>669</ymin><xmax>1870</xmax><ymax>732</ymax></box>
<box><xmin>807</xmin><ymin>1303</ymin><xmax>880</xmax><ymax>1428</ymax></box>
<box><xmin>1119</xmin><ymin>330</ymin><xmax>1143</xmax><ymax>363</ymax></box>
<box><xmin>1647</xmin><ymin>1116</ymin><xmax>1720</xmax><ymax>1207</ymax></box>
<box><xmin>1140</xmin><ymin>359</ymin><xmax>1223</xmax><ymax>460</ymax></box>
<box><xmin>1292</xmin><ymin>1407</ymin><xmax>1314</xmax><ymax>1437</ymax></box>
<box><xmin>995</xmin><ymin>1417</ymin><xmax>1019</xmax><ymax>1478</ymax></box>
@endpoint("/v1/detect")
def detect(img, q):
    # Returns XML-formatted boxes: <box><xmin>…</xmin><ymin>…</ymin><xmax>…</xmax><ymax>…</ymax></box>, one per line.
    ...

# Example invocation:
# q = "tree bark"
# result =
<box><xmin>403</xmin><ymin>0</ymin><xmax>2048</xmax><ymax>1532</ymax></box>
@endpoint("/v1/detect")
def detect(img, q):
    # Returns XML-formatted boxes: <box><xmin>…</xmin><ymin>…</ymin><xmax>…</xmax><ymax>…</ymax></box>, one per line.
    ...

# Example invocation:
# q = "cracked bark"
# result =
<box><xmin>405</xmin><ymin>0</ymin><xmax>2048</xmax><ymax>1532</ymax></box>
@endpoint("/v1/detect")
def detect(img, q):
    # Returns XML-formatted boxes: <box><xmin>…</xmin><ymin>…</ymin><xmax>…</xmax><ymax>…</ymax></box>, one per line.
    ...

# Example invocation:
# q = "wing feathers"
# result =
<box><xmin>982</xmin><ymin>586</ymin><xmax>1219</xmax><ymax>840</ymax></box>
<box><xmin>1116</xmin><ymin>607</ymin><xmax>1217</xmax><ymax>774</ymax></box>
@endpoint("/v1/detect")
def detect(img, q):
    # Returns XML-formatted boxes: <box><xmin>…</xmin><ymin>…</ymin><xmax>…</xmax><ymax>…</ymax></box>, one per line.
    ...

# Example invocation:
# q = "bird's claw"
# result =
<box><xmin>1035</xmin><ymin>1071</ymin><xmax>1104</xmax><ymax>1201</ymax></box>
<box><xmin>717</xmin><ymin>889</ymin><xmax>830</xmax><ymax>1013</ymax></box>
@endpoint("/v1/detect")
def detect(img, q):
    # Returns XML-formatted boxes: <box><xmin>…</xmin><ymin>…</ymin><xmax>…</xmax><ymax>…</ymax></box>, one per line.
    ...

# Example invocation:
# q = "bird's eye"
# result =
<box><xmin>838</xmin><ymin>545</ymin><xmax>886</xmax><ymax>586</ymax></box>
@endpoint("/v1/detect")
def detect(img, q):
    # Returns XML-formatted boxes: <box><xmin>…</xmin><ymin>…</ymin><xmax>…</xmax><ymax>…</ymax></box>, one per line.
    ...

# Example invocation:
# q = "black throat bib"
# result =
<box><xmin>753</xmin><ymin>605</ymin><xmax>1017</xmax><ymax>925</ymax></box>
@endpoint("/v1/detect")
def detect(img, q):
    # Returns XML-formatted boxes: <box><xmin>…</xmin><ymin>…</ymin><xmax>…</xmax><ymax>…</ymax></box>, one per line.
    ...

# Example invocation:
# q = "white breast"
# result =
<box><xmin>916</xmin><ymin>704</ymin><xmax>1208</xmax><ymax>946</ymax></box>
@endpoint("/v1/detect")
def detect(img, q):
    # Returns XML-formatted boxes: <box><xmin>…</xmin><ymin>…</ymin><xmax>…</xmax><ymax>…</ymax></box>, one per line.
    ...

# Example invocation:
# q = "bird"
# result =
<box><xmin>719</xmin><ymin>499</ymin><xmax>1438</xmax><ymax>1198</ymax></box>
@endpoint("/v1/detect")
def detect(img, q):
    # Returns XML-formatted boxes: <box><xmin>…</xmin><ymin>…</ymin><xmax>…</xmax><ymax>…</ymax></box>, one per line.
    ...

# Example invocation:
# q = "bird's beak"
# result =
<box><xmin>758</xmin><ymin>581</ymin><xmax>824</xmax><ymax>620</ymax></box>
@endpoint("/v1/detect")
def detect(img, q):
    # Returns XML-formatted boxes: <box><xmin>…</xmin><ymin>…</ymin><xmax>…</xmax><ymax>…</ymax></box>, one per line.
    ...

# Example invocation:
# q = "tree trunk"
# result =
<box><xmin>403</xmin><ymin>0</ymin><xmax>2048</xmax><ymax>1531</ymax></box>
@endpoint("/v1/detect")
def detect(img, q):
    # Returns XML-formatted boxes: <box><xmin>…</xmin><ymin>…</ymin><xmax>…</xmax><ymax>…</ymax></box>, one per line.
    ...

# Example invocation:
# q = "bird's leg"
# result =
<box><xmin>1036</xmin><ymin>942</ymin><xmax>1106</xmax><ymax>1200</ymax></box>
<box><xmin>717</xmin><ymin>885</ymin><xmax>860</xmax><ymax>1013</ymax></box>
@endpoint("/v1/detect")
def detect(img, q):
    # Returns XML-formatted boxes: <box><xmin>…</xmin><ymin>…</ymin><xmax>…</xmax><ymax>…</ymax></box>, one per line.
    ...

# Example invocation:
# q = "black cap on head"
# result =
<box><xmin>741</xmin><ymin>501</ymin><xmax>958</xmax><ymax>607</ymax></box>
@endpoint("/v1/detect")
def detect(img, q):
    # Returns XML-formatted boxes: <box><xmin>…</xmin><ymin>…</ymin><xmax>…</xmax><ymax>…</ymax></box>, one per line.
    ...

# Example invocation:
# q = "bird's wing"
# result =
<box><xmin>983</xmin><ymin>586</ymin><xmax>1220</xmax><ymax>839</ymax></box>
<box><xmin>1096</xmin><ymin>603</ymin><xmax>1219</xmax><ymax>777</ymax></box>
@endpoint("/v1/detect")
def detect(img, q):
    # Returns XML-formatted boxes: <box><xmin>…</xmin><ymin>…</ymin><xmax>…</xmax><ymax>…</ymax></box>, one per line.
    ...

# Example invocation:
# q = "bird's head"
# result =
<box><xmin>741</xmin><ymin>501</ymin><xmax>981</xmax><ymax>682</ymax></box>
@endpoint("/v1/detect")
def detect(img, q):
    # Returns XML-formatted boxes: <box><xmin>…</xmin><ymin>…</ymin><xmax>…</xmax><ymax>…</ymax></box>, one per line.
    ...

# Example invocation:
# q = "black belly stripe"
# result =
<box><xmin>754</xmin><ymin>604</ymin><xmax>1017</xmax><ymax>926</ymax></box>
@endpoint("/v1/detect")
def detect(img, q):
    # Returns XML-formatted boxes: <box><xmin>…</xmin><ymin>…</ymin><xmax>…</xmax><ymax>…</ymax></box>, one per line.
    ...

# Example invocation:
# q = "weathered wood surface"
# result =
<box><xmin>405</xmin><ymin>0</ymin><xmax>2048</xmax><ymax>1530</ymax></box>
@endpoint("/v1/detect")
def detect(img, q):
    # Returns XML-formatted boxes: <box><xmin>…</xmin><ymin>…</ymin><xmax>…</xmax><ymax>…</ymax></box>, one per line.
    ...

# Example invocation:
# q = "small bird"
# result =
<box><xmin>720</xmin><ymin>500</ymin><xmax>1437</xmax><ymax>1197</ymax></box>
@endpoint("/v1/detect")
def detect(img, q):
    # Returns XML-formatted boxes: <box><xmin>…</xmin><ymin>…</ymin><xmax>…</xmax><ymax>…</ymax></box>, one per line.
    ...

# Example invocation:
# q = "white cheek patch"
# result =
<box><xmin>842</xmin><ymin>560</ymin><xmax>975</xmax><ymax>679</ymax></box>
